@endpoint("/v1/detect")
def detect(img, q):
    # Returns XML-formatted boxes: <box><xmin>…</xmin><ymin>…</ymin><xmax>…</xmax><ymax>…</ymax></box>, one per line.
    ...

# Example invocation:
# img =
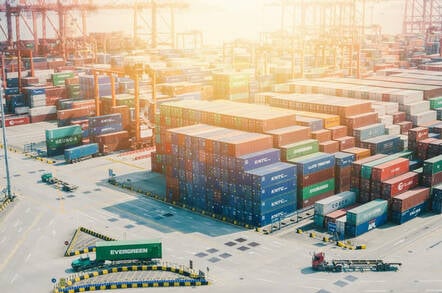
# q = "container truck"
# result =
<box><xmin>312</xmin><ymin>252</ymin><xmax>401</xmax><ymax>272</ymax></box>
<box><xmin>64</xmin><ymin>143</ymin><xmax>99</xmax><ymax>164</ymax></box>
<box><xmin>71</xmin><ymin>239</ymin><xmax>162</xmax><ymax>272</ymax></box>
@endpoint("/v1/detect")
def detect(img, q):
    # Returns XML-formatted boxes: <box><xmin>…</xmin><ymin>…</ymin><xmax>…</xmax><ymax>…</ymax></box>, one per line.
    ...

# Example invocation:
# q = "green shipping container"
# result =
<box><xmin>46</xmin><ymin>135</ymin><xmax>82</xmax><ymax>149</ymax></box>
<box><xmin>52</xmin><ymin>72</ymin><xmax>75</xmax><ymax>86</ymax></box>
<box><xmin>360</xmin><ymin>151</ymin><xmax>413</xmax><ymax>179</ymax></box>
<box><xmin>45</xmin><ymin>125</ymin><xmax>82</xmax><ymax>140</ymax></box>
<box><xmin>95</xmin><ymin>239</ymin><xmax>162</xmax><ymax>261</ymax></box>
<box><xmin>346</xmin><ymin>199</ymin><xmax>388</xmax><ymax>226</ymax></box>
<box><xmin>300</xmin><ymin>178</ymin><xmax>335</xmax><ymax>200</ymax></box>
<box><xmin>430</xmin><ymin>97</ymin><xmax>442</xmax><ymax>109</ymax></box>
<box><xmin>281</xmin><ymin>139</ymin><xmax>319</xmax><ymax>161</ymax></box>
<box><xmin>423</xmin><ymin>155</ymin><xmax>442</xmax><ymax>176</ymax></box>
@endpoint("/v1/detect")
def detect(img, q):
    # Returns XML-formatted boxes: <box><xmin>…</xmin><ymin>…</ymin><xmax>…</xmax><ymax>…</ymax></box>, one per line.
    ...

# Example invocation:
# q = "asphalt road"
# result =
<box><xmin>0</xmin><ymin>145</ymin><xmax>441</xmax><ymax>293</ymax></box>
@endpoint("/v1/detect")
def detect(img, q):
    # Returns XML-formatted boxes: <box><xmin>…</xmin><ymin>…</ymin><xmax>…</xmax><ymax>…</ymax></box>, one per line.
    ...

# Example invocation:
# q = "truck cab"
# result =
<box><xmin>71</xmin><ymin>255</ymin><xmax>92</xmax><ymax>272</ymax></box>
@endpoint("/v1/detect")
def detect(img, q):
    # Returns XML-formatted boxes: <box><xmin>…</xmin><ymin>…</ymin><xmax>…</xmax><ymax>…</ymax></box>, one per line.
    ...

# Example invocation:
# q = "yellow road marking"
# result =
<box><xmin>106</xmin><ymin>157</ymin><xmax>146</xmax><ymax>170</ymax></box>
<box><xmin>0</xmin><ymin>212</ymin><xmax>43</xmax><ymax>272</ymax></box>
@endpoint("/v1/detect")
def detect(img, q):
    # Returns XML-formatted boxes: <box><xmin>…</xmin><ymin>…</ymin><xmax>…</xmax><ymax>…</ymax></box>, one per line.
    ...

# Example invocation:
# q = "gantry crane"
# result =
<box><xmin>0</xmin><ymin>0</ymin><xmax>189</xmax><ymax>57</ymax></box>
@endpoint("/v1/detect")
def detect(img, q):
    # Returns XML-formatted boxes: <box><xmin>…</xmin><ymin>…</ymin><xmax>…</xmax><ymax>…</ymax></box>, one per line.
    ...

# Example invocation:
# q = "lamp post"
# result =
<box><xmin>0</xmin><ymin>87</ymin><xmax>13</xmax><ymax>201</ymax></box>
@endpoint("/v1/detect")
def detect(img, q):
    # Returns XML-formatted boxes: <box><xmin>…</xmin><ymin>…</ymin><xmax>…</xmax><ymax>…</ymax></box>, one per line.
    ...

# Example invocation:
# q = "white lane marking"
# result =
<box><xmin>52</xmin><ymin>230</ymin><xmax>56</xmax><ymax>237</ymax></box>
<box><xmin>25</xmin><ymin>207</ymin><xmax>30</xmax><ymax>214</ymax></box>
<box><xmin>393</xmin><ymin>239</ymin><xmax>405</xmax><ymax>246</ymax></box>
<box><xmin>17</xmin><ymin>227</ymin><xmax>22</xmax><ymax>233</ymax></box>
<box><xmin>420</xmin><ymin>280</ymin><xmax>442</xmax><ymax>283</ymax></box>
<box><xmin>255</xmin><ymin>278</ymin><xmax>274</xmax><ymax>284</ymax></box>
<box><xmin>365</xmin><ymin>290</ymin><xmax>387</xmax><ymax>293</ymax></box>
<box><xmin>299</xmin><ymin>286</ymin><xmax>321</xmax><ymax>290</ymax></box>
<box><xmin>25</xmin><ymin>253</ymin><xmax>31</xmax><ymax>263</ymax></box>
<box><xmin>10</xmin><ymin>273</ymin><xmax>18</xmax><ymax>284</ymax></box>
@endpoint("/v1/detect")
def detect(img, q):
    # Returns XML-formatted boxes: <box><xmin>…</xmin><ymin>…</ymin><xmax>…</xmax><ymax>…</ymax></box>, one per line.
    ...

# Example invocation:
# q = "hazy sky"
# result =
<box><xmin>0</xmin><ymin>0</ymin><xmax>406</xmax><ymax>45</ymax></box>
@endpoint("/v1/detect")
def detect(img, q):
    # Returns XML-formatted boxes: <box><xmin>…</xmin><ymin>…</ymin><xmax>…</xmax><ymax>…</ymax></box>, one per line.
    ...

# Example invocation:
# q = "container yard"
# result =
<box><xmin>0</xmin><ymin>1</ymin><xmax>442</xmax><ymax>293</ymax></box>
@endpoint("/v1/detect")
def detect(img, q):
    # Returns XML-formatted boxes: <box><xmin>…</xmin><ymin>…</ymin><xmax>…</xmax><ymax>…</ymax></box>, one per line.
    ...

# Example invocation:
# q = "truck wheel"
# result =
<box><xmin>335</xmin><ymin>265</ymin><xmax>343</xmax><ymax>272</ymax></box>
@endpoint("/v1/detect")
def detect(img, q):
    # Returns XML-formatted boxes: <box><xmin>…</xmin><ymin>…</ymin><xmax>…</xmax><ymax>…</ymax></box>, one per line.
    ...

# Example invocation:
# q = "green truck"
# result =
<box><xmin>71</xmin><ymin>239</ymin><xmax>162</xmax><ymax>272</ymax></box>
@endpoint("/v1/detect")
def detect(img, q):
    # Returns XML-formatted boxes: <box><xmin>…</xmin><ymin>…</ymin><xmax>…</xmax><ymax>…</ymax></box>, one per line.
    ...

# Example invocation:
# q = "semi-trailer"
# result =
<box><xmin>71</xmin><ymin>239</ymin><xmax>162</xmax><ymax>272</ymax></box>
<box><xmin>64</xmin><ymin>143</ymin><xmax>99</xmax><ymax>163</ymax></box>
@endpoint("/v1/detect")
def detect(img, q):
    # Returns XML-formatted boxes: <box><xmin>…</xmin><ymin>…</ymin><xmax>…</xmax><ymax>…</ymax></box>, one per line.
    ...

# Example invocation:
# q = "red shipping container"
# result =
<box><xmin>392</xmin><ymin>112</ymin><xmax>406</xmax><ymax>124</ymax></box>
<box><xmin>381</xmin><ymin>172</ymin><xmax>420</xmax><ymax>199</ymax></box>
<box><xmin>398</xmin><ymin>121</ymin><xmax>413</xmax><ymax>134</ymax></box>
<box><xmin>265</xmin><ymin>125</ymin><xmax>310</xmax><ymax>147</ymax></box>
<box><xmin>299</xmin><ymin>167</ymin><xmax>334</xmax><ymax>187</ymax></box>
<box><xmin>3</xmin><ymin>115</ymin><xmax>30</xmax><ymax>127</ymax></box>
<box><xmin>311</xmin><ymin>129</ymin><xmax>331</xmax><ymax>143</ymax></box>
<box><xmin>371</xmin><ymin>158</ymin><xmax>410</xmax><ymax>182</ymax></box>
<box><xmin>334</xmin><ymin>136</ymin><xmax>355</xmax><ymax>151</ymax></box>
<box><xmin>391</xmin><ymin>187</ymin><xmax>430</xmax><ymax>213</ymax></box>
<box><xmin>326</xmin><ymin>125</ymin><xmax>348</xmax><ymax>139</ymax></box>
<box><xmin>422</xmin><ymin>171</ymin><xmax>442</xmax><ymax>187</ymax></box>
<box><xmin>95</xmin><ymin>130</ymin><xmax>130</xmax><ymax>154</ymax></box>
<box><xmin>408</xmin><ymin>127</ymin><xmax>429</xmax><ymax>141</ymax></box>
<box><xmin>319</xmin><ymin>140</ymin><xmax>340</xmax><ymax>153</ymax></box>
<box><xmin>344</xmin><ymin>112</ymin><xmax>378</xmax><ymax>130</ymax></box>
<box><xmin>57</xmin><ymin>107</ymin><xmax>91</xmax><ymax>120</ymax></box>
<box><xmin>30</xmin><ymin>113</ymin><xmax>57</xmax><ymax>123</ymax></box>
<box><xmin>416</xmin><ymin>138</ymin><xmax>439</xmax><ymax>160</ymax></box>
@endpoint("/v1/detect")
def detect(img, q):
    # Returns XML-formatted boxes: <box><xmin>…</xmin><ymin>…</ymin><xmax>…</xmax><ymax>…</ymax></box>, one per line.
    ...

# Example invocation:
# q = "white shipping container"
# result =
<box><xmin>391</xmin><ymin>90</ymin><xmax>422</xmax><ymax>105</ymax></box>
<box><xmin>379</xmin><ymin>115</ymin><xmax>393</xmax><ymax>126</ymax></box>
<box><xmin>411</xmin><ymin>110</ymin><xmax>437</xmax><ymax>126</ymax></box>
<box><xmin>336</xmin><ymin>216</ymin><xmax>347</xmax><ymax>236</ymax></box>
<box><xmin>386</xmin><ymin>124</ymin><xmax>401</xmax><ymax>135</ymax></box>
<box><xmin>314</xmin><ymin>191</ymin><xmax>357</xmax><ymax>216</ymax></box>
<box><xmin>15</xmin><ymin>106</ymin><xmax>29</xmax><ymax>115</ymax></box>
<box><xmin>372</xmin><ymin>104</ymin><xmax>386</xmax><ymax>116</ymax></box>
<box><xmin>403</xmin><ymin>101</ymin><xmax>430</xmax><ymax>115</ymax></box>
<box><xmin>29</xmin><ymin>105</ymin><xmax>57</xmax><ymax>116</ymax></box>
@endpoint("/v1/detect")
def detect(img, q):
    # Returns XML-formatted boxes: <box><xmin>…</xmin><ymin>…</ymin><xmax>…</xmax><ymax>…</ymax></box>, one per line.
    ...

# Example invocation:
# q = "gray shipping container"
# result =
<box><xmin>314</xmin><ymin>191</ymin><xmax>357</xmax><ymax>216</ymax></box>
<box><xmin>346</xmin><ymin>199</ymin><xmax>388</xmax><ymax>226</ymax></box>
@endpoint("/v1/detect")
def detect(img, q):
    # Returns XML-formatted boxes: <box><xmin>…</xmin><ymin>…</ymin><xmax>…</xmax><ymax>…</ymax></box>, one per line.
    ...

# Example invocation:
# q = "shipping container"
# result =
<box><xmin>256</xmin><ymin>203</ymin><xmax>296</xmax><ymax>227</ymax></box>
<box><xmin>46</xmin><ymin>125</ymin><xmax>82</xmax><ymax>140</ymax></box>
<box><xmin>245</xmin><ymin>162</ymin><xmax>297</xmax><ymax>188</ymax></box>
<box><xmin>280</xmin><ymin>139</ymin><xmax>319</xmax><ymax>161</ymax></box>
<box><xmin>314</xmin><ymin>191</ymin><xmax>357</xmax><ymax>216</ymax></box>
<box><xmin>336</xmin><ymin>216</ymin><xmax>347</xmax><ymax>237</ymax></box>
<box><xmin>345</xmin><ymin>212</ymin><xmax>387</xmax><ymax>237</ymax></box>
<box><xmin>64</xmin><ymin>143</ymin><xmax>99</xmax><ymax>163</ymax></box>
<box><xmin>371</xmin><ymin>158</ymin><xmax>410</xmax><ymax>182</ymax></box>
<box><xmin>236</xmin><ymin>148</ymin><xmax>280</xmax><ymax>172</ymax></box>
<box><xmin>391</xmin><ymin>187</ymin><xmax>430</xmax><ymax>213</ymax></box>
<box><xmin>95</xmin><ymin>239</ymin><xmax>162</xmax><ymax>261</ymax></box>
<box><xmin>299</xmin><ymin>167</ymin><xmax>334</xmax><ymax>187</ymax></box>
<box><xmin>353</xmin><ymin>123</ymin><xmax>385</xmax><ymax>141</ymax></box>
<box><xmin>258</xmin><ymin>191</ymin><xmax>297</xmax><ymax>215</ymax></box>
<box><xmin>360</xmin><ymin>135</ymin><xmax>402</xmax><ymax>155</ymax></box>
<box><xmin>381</xmin><ymin>172</ymin><xmax>420</xmax><ymax>199</ymax></box>
<box><xmin>346</xmin><ymin>199</ymin><xmax>388</xmax><ymax>226</ymax></box>
<box><xmin>265</xmin><ymin>125</ymin><xmax>311</xmax><ymax>147</ymax></box>
<box><xmin>391</xmin><ymin>201</ymin><xmax>428</xmax><ymax>224</ymax></box>
<box><xmin>423</xmin><ymin>155</ymin><xmax>442</xmax><ymax>175</ymax></box>
<box><xmin>300</xmin><ymin>178</ymin><xmax>335</xmax><ymax>201</ymax></box>
<box><xmin>289</xmin><ymin>152</ymin><xmax>335</xmax><ymax>176</ymax></box>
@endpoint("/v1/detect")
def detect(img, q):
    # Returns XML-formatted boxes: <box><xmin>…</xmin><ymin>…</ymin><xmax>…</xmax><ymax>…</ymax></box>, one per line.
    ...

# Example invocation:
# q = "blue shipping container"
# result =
<box><xmin>245</xmin><ymin>162</ymin><xmax>296</xmax><ymax>187</ymax></box>
<box><xmin>254</xmin><ymin>202</ymin><xmax>296</xmax><ymax>227</ymax></box>
<box><xmin>432</xmin><ymin>198</ymin><xmax>442</xmax><ymax>214</ymax></box>
<box><xmin>289</xmin><ymin>152</ymin><xmax>335</xmax><ymax>175</ymax></box>
<box><xmin>64</xmin><ymin>143</ymin><xmax>99</xmax><ymax>163</ymax></box>
<box><xmin>345</xmin><ymin>212</ymin><xmax>387</xmax><ymax>237</ymax></box>
<box><xmin>5</xmin><ymin>87</ymin><xmax>19</xmax><ymax>95</ymax></box>
<box><xmin>334</xmin><ymin>152</ymin><xmax>356</xmax><ymax>167</ymax></box>
<box><xmin>256</xmin><ymin>191</ymin><xmax>297</xmax><ymax>214</ymax></box>
<box><xmin>88</xmin><ymin>123</ymin><xmax>123</xmax><ymax>136</ymax></box>
<box><xmin>391</xmin><ymin>201</ymin><xmax>428</xmax><ymax>224</ymax></box>
<box><xmin>257</xmin><ymin>179</ymin><xmax>296</xmax><ymax>200</ymax></box>
<box><xmin>236</xmin><ymin>148</ymin><xmax>280</xmax><ymax>172</ymax></box>
<box><xmin>89</xmin><ymin>113</ymin><xmax>122</xmax><ymax>128</ymax></box>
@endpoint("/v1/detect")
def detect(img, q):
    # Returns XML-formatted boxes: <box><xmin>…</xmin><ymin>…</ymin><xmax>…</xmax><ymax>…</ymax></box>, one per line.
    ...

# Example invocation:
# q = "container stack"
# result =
<box><xmin>422</xmin><ymin>155</ymin><xmax>442</xmax><ymax>188</ymax></box>
<box><xmin>390</xmin><ymin>187</ymin><xmax>431</xmax><ymax>224</ymax></box>
<box><xmin>345</xmin><ymin>199</ymin><xmax>388</xmax><ymax>237</ymax></box>
<box><xmin>51</xmin><ymin>72</ymin><xmax>75</xmax><ymax>87</ymax></box>
<box><xmin>79</xmin><ymin>75</ymin><xmax>113</xmax><ymax>99</ymax></box>
<box><xmin>212</xmin><ymin>72</ymin><xmax>250</xmax><ymax>101</ymax></box>
<box><xmin>165</xmin><ymin>124</ymin><xmax>297</xmax><ymax>227</ymax></box>
<box><xmin>334</xmin><ymin>152</ymin><xmax>356</xmax><ymax>193</ymax></box>
<box><xmin>45</xmin><ymin>125</ymin><xmax>82</xmax><ymax>156</ymax></box>
<box><xmin>313</xmin><ymin>191</ymin><xmax>357</xmax><ymax>229</ymax></box>
<box><xmin>288</xmin><ymin>153</ymin><xmax>335</xmax><ymax>209</ymax></box>
<box><xmin>88</xmin><ymin>114</ymin><xmax>129</xmax><ymax>153</ymax></box>
<box><xmin>432</xmin><ymin>184</ymin><xmax>442</xmax><ymax>214</ymax></box>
